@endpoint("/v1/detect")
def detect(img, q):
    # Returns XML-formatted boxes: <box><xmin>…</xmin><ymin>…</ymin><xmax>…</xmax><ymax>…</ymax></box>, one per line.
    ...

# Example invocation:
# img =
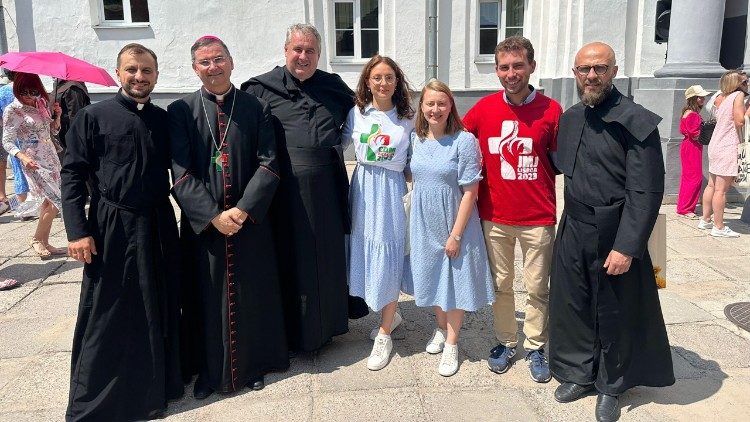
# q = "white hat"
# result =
<box><xmin>685</xmin><ymin>85</ymin><xmax>710</xmax><ymax>99</ymax></box>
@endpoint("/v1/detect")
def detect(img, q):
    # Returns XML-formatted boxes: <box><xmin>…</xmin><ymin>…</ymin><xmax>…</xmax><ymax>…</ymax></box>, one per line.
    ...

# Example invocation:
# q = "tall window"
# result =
<box><xmin>478</xmin><ymin>0</ymin><xmax>525</xmax><ymax>55</ymax></box>
<box><xmin>99</xmin><ymin>0</ymin><xmax>150</xmax><ymax>24</ymax></box>
<box><xmin>333</xmin><ymin>0</ymin><xmax>379</xmax><ymax>59</ymax></box>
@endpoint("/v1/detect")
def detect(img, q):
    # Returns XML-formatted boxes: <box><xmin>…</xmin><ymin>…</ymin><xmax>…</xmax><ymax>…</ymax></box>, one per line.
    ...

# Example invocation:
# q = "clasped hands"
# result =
<box><xmin>211</xmin><ymin>207</ymin><xmax>248</xmax><ymax>236</ymax></box>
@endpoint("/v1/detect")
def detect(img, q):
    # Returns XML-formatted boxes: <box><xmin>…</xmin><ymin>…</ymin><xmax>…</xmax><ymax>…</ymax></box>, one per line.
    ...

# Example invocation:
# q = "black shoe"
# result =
<box><xmin>554</xmin><ymin>382</ymin><xmax>595</xmax><ymax>403</ymax></box>
<box><xmin>192</xmin><ymin>379</ymin><xmax>213</xmax><ymax>400</ymax></box>
<box><xmin>595</xmin><ymin>393</ymin><xmax>620</xmax><ymax>422</ymax></box>
<box><xmin>247</xmin><ymin>376</ymin><xmax>265</xmax><ymax>391</ymax></box>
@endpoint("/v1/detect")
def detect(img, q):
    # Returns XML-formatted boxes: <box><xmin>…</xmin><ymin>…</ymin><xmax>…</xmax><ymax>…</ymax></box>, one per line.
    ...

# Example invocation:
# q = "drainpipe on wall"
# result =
<box><xmin>0</xmin><ymin>0</ymin><xmax>7</xmax><ymax>55</ymax></box>
<box><xmin>427</xmin><ymin>0</ymin><xmax>438</xmax><ymax>80</ymax></box>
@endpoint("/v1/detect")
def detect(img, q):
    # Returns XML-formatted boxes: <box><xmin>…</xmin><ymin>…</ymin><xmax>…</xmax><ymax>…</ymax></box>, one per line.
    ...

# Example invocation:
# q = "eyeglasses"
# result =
<box><xmin>18</xmin><ymin>90</ymin><xmax>40</xmax><ymax>97</ymax></box>
<box><xmin>573</xmin><ymin>64</ymin><xmax>610</xmax><ymax>76</ymax></box>
<box><xmin>195</xmin><ymin>56</ymin><xmax>228</xmax><ymax>68</ymax></box>
<box><xmin>370</xmin><ymin>75</ymin><xmax>397</xmax><ymax>85</ymax></box>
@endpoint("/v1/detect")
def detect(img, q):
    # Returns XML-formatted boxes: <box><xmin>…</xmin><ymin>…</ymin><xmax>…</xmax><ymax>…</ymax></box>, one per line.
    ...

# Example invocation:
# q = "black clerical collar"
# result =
<box><xmin>283</xmin><ymin>66</ymin><xmax>318</xmax><ymax>91</ymax></box>
<box><xmin>116</xmin><ymin>89</ymin><xmax>150</xmax><ymax>112</ymax></box>
<box><xmin>201</xmin><ymin>85</ymin><xmax>235</xmax><ymax>102</ymax></box>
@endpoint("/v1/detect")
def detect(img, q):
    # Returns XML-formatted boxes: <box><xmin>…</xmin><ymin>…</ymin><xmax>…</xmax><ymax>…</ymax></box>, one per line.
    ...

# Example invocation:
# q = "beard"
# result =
<box><xmin>577</xmin><ymin>78</ymin><xmax>613</xmax><ymax>106</ymax></box>
<box><xmin>122</xmin><ymin>83</ymin><xmax>152</xmax><ymax>99</ymax></box>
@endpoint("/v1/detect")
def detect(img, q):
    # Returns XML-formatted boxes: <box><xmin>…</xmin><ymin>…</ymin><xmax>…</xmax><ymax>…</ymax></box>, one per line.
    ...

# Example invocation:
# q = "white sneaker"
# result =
<box><xmin>425</xmin><ymin>328</ymin><xmax>447</xmax><ymax>354</ymax></box>
<box><xmin>367</xmin><ymin>334</ymin><xmax>393</xmax><ymax>371</ymax></box>
<box><xmin>697</xmin><ymin>218</ymin><xmax>713</xmax><ymax>229</ymax></box>
<box><xmin>710</xmin><ymin>226</ymin><xmax>740</xmax><ymax>238</ymax></box>
<box><xmin>369</xmin><ymin>311</ymin><xmax>403</xmax><ymax>340</ymax></box>
<box><xmin>438</xmin><ymin>343</ymin><xmax>459</xmax><ymax>377</ymax></box>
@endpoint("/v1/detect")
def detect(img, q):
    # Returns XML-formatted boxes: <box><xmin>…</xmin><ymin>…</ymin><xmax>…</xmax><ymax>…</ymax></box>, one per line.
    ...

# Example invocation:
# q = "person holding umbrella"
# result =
<box><xmin>1</xmin><ymin>72</ymin><xmax>65</xmax><ymax>258</ymax></box>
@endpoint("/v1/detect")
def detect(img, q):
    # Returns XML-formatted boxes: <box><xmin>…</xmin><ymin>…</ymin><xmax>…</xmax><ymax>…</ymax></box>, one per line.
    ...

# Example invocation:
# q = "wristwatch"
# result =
<box><xmin>451</xmin><ymin>234</ymin><xmax>462</xmax><ymax>241</ymax></box>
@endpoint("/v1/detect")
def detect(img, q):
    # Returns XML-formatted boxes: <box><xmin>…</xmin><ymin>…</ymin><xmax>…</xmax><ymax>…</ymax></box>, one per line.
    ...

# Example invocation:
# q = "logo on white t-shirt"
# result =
<box><xmin>359</xmin><ymin>123</ymin><xmax>395</xmax><ymax>161</ymax></box>
<box><xmin>487</xmin><ymin>120</ymin><xmax>538</xmax><ymax>180</ymax></box>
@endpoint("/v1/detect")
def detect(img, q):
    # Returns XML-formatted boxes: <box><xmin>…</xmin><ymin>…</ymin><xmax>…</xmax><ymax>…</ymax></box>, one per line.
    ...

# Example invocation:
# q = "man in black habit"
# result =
<box><xmin>63</xmin><ymin>43</ymin><xmax>183</xmax><ymax>421</ymax></box>
<box><xmin>549</xmin><ymin>42</ymin><xmax>675</xmax><ymax>422</ymax></box>
<box><xmin>169</xmin><ymin>36</ymin><xmax>289</xmax><ymax>400</ymax></box>
<box><xmin>242</xmin><ymin>23</ymin><xmax>357</xmax><ymax>353</ymax></box>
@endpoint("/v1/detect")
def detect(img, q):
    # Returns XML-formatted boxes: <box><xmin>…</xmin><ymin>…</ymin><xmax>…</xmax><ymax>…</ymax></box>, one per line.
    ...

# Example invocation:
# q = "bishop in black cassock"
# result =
<box><xmin>169</xmin><ymin>36</ymin><xmax>288</xmax><ymax>399</ymax></box>
<box><xmin>62</xmin><ymin>45</ymin><xmax>183</xmax><ymax>421</ymax></box>
<box><xmin>549</xmin><ymin>43</ymin><xmax>674</xmax><ymax>422</ymax></box>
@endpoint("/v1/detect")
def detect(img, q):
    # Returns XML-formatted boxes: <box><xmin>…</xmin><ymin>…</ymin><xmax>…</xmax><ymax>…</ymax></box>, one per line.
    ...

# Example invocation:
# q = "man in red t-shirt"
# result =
<box><xmin>463</xmin><ymin>36</ymin><xmax>561</xmax><ymax>383</ymax></box>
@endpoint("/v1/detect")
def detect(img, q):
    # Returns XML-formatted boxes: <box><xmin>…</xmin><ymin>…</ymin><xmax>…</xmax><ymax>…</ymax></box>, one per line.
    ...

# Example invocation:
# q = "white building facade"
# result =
<box><xmin>3</xmin><ymin>0</ymin><xmax>750</xmax><ymax>202</ymax></box>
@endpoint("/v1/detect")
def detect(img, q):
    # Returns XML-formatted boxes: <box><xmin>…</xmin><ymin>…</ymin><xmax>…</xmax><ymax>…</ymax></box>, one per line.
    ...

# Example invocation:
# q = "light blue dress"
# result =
<box><xmin>344</xmin><ymin>105</ymin><xmax>413</xmax><ymax>311</ymax></box>
<box><xmin>409</xmin><ymin>130</ymin><xmax>494</xmax><ymax>312</ymax></box>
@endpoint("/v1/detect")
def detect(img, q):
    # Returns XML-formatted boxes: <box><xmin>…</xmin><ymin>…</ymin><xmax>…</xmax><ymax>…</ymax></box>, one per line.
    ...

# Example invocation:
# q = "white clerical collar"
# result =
<box><xmin>503</xmin><ymin>86</ymin><xmax>536</xmax><ymax>106</ymax></box>
<box><xmin>204</xmin><ymin>85</ymin><xmax>234</xmax><ymax>102</ymax></box>
<box><xmin>137</xmin><ymin>103</ymin><xmax>145</xmax><ymax>110</ymax></box>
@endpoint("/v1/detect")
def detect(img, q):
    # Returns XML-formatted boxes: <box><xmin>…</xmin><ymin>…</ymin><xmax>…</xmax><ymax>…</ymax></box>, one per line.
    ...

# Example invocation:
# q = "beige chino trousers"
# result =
<box><xmin>482</xmin><ymin>221</ymin><xmax>554</xmax><ymax>351</ymax></box>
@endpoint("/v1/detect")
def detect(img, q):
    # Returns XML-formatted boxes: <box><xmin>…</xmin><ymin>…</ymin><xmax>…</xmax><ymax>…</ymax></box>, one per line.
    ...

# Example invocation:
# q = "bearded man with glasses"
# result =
<box><xmin>549</xmin><ymin>42</ymin><xmax>675</xmax><ymax>422</ymax></box>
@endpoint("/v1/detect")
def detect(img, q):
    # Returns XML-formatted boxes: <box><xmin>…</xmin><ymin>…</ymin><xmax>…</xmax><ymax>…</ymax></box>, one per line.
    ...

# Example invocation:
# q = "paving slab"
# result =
<box><xmin>312</xmin><ymin>389</ymin><xmax>425</xmax><ymax>421</ymax></box>
<box><xmin>0</xmin><ymin>352</ymin><xmax>70</xmax><ymax>413</ymax></box>
<box><xmin>658</xmin><ymin>290</ymin><xmax>716</xmax><ymax>324</ymax></box>
<box><xmin>421</xmin><ymin>388</ymin><xmax>539</xmax><ymax>421</ymax></box>
<box><xmin>667</xmin><ymin>324</ymin><xmax>750</xmax><ymax>370</ymax></box>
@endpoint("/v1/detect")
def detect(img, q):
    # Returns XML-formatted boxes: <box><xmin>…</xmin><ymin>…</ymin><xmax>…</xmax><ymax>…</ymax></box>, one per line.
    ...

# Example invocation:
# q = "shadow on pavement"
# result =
<box><xmin>622</xmin><ymin>345</ymin><xmax>727</xmax><ymax>410</ymax></box>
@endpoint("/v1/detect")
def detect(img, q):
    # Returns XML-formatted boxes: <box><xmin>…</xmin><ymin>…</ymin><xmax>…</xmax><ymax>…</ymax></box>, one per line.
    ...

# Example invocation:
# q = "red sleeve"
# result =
<box><xmin>549</xmin><ymin>103</ymin><xmax>562</xmax><ymax>152</ymax></box>
<box><xmin>682</xmin><ymin>111</ymin><xmax>701</xmax><ymax>140</ymax></box>
<box><xmin>463</xmin><ymin>104</ymin><xmax>479</xmax><ymax>137</ymax></box>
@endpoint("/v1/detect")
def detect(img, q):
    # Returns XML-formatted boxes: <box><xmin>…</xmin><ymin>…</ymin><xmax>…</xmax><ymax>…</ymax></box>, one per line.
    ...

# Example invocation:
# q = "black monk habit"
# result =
<box><xmin>242</xmin><ymin>66</ymin><xmax>355</xmax><ymax>352</ymax></box>
<box><xmin>62</xmin><ymin>92</ymin><xmax>183</xmax><ymax>421</ymax></box>
<box><xmin>549</xmin><ymin>86</ymin><xmax>675</xmax><ymax>395</ymax></box>
<box><xmin>169</xmin><ymin>87</ymin><xmax>289</xmax><ymax>393</ymax></box>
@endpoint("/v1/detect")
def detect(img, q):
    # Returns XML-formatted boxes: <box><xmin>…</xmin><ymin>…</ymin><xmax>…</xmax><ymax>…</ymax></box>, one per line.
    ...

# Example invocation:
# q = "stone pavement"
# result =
<box><xmin>1</xmin><ymin>175</ymin><xmax>749</xmax><ymax>421</ymax></box>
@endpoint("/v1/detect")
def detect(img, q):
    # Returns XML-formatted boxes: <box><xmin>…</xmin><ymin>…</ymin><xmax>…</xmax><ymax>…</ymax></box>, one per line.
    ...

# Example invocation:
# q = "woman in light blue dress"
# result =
<box><xmin>343</xmin><ymin>55</ymin><xmax>414</xmax><ymax>371</ymax></box>
<box><xmin>409</xmin><ymin>79</ymin><xmax>493</xmax><ymax>377</ymax></box>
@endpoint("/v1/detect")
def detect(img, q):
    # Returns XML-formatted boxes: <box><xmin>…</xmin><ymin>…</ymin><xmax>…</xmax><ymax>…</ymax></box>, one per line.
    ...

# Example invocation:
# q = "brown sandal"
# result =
<box><xmin>31</xmin><ymin>239</ymin><xmax>52</xmax><ymax>260</ymax></box>
<box><xmin>45</xmin><ymin>244</ymin><xmax>67</xmax><ymax>256</ymax></box>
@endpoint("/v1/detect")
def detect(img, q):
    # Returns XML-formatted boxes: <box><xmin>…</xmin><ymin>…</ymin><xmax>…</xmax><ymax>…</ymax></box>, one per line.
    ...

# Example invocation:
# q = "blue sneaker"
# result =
<box><xmin>487</xmin><ymin>344</ymin><xmax>516</xmax><ymax>374</ymax></box>
<box><xmin>526</xmin><ymin>349</ymin><xmax>551</xmax><ymax>383</ymax></box>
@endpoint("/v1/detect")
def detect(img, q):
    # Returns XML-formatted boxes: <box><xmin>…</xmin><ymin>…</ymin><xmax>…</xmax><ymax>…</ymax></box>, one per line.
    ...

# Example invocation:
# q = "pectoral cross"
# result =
<box><xmin>212</xmin><ymin>150</ymin><xmax>228</xmax><ymax>172</ymax></box>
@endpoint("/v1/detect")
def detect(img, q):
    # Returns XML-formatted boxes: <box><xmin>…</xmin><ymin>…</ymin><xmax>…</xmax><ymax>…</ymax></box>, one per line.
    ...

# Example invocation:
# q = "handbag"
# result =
<box><xmin>647</xmin><ymin>213</ymin><xmax>667</xmax><ymax>289</ymax></box>
<box><xmin>734</xmin><ymin>116</ymin><xmax>750</xmax><ymax>187</ymax></box>
<box><xmin>402</xmin><ymin>190</ymin><xmax>412</xmax><ymax>256</ymax></box>
<box><xmin>698</xmin><ymin>118</ymin><xmax>716</xmax><ymax>145</ymax></box>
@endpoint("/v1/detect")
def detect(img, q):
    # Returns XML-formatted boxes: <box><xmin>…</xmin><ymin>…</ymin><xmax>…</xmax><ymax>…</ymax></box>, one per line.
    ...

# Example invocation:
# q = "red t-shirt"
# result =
<box><xmin>463</xmin><ymin>90</ymin><xmax>562</xmax><ymax>226</ymax></box>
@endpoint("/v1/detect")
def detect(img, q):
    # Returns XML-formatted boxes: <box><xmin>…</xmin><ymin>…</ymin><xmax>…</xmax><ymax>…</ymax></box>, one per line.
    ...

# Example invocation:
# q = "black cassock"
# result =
<box><xmin>549</xmin><ymin>87</ymin><xmax>675</xmax><ymax>395</ymax></box>
<box><xmin>169</xmin><ymin>87</ymin><xmax>288</xmax><ymax>392</ymax></box>
<box><xmin>242</xmin><ymin>67</ymin><xmax>356</xmax><ymax>352</ymax></box>
<box><xmin>62</xmin><ymin>93</ymin><xmax>183</xmax><ymax>421</ymax></box>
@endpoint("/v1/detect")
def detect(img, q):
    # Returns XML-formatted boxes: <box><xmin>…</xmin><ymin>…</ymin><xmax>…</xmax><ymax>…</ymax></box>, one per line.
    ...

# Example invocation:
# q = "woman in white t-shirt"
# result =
<box><xmin>342</xmin><ymin>55</ymin><xmax>415</xmax><ymax>371</ymax></box>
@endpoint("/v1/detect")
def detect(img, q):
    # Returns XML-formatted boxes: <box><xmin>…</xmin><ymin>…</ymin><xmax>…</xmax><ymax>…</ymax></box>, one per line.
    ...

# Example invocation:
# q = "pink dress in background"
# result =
<box><xmin>708</xmin><ymin>91</ymin><xmax>741</xmax><ymax>177</ymax></box>
<box><xmin>676</xmin><ymin>111</ymin><xmax>703</xmax><ymax>215</ymax></box>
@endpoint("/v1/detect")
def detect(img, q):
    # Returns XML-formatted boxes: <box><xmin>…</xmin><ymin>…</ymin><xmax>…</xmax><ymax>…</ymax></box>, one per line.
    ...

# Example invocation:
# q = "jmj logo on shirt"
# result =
<box><xmin>488</xmin><ymin>121</ymin><xmax>538</xmax><ymax>180</ymax></box>
<box><xmin>360</xmin><ymin>124</ymin><xmax>395</xmax><ymax>161</ymax></box>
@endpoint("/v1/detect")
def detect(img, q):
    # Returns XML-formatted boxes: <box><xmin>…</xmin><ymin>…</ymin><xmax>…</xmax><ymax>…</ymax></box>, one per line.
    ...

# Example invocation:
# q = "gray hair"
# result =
<box><xmin>285</xmin><ymin>23</ymin><xmax>321</xmax><ymax>49</ymax></box>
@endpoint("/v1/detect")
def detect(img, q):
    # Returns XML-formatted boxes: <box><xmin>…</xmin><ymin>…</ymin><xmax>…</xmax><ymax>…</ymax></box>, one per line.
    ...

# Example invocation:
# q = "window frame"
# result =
<box><xmin>330</xmin><ymin>0</ymin><xmax>383</xmax><ymax>64</ymax></box>
<box><xmin>90</xmin><ymin>0</ymin><xmax>151</xmax><ymax>28</ymax></box>
<box><xmin>475</xmin><ymin>0</ymin><xmax>526</xmax><ymax>63</ymax></box>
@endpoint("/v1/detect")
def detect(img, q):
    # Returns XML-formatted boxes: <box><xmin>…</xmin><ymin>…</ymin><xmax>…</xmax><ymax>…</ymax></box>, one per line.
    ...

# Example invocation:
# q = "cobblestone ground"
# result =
<box><xmin>1</xmin><ymin>175</ymin><xmax>749</xmax><ymax>421</ymax></box>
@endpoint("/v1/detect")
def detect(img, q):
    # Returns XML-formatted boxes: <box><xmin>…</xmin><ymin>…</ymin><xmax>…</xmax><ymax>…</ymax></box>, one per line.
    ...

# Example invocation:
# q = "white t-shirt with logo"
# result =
<box><xmin>342</xmin><ymin>104</ymin><xmax>414</xmax><ymax>172</ymax></box>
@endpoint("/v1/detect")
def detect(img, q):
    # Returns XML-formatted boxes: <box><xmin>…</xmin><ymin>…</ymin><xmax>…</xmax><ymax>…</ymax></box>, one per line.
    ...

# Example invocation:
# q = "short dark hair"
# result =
<box><xmin>190</xmin><ymin>36</ymin><xmax>232</xmax><ymax>62</ymax></box>
<box><xmin>117</xmin><ymin>43</ymin><xmax>159</xmax><ymax>70</ymax></box>
<box><xmin>495</xmin><ymin>36</ymin><xmax>535</xmax><ymax>65</ymax></box>
<box><xmin>12</xmin><ymin>72</ymin><xmax>48</xmax><ymax>103</ymax></box>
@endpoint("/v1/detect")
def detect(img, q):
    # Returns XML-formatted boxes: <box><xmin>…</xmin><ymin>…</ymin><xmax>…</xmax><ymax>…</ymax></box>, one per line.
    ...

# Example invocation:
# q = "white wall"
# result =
<box><xmin>0</xmin><ymin>0</ymin><xmax>674</xmax><ymax>95</ymax></box>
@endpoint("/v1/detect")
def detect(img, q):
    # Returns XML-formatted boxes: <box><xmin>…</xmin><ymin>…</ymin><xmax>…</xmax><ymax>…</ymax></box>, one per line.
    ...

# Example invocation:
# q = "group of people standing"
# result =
<box><xmin>58</xmin><ymin>24</ymin><xmax>674</xmax><ymax>422</ymax></box>
<box><xmin>676</xmin><ymin>69</ymin><xmax>748</xmax><ymax>238</ymax></box>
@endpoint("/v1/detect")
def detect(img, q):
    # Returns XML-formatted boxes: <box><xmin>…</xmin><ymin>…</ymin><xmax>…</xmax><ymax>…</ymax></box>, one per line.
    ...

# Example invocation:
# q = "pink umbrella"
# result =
<box><xmin>0</xmin><ymin>51</ymin><xmax>117</xmax><ymax>86</ymax></box>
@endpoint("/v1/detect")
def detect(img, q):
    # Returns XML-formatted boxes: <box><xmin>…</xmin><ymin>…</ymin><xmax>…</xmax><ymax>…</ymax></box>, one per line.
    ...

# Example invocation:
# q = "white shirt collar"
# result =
<box><xmin>503</xmin><ymin>86</ymin><xmax>537</xmax><ymax>106</ymax></box>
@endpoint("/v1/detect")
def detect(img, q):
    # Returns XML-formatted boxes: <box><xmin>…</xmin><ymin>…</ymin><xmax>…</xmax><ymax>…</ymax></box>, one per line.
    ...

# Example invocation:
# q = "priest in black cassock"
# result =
<box><xmin>549</xmin><ymin>42</ymin><xmax>674</xmax><ymax>422</ymax></box>
<box><xmin>63</xmin><ymin>43</ymin><xmax>183</xmax><ymax>421</ymax></box>
<box><xmin>242</xmin><ymin>23</ymin><xmax>360</xmax><ymax>353</ymax></box>
<box><xmin>169</xmin><ymin>36</ymin><xmax>289</xmax><ymax>400</ymax></box>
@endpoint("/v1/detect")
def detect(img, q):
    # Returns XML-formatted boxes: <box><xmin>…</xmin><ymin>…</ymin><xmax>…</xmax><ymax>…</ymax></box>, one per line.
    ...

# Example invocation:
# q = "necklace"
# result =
<box><xmin>200</xmin><ymin>86</ymin><xmax>236</xmax><ymax>171</ymax></box>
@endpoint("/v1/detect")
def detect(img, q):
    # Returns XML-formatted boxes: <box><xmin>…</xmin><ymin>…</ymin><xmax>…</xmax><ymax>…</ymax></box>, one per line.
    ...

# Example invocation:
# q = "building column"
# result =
<box><xmin>655</xmin><ymin>0</ymin><xmax>726</xmax><ymax>77</ymax></box>
<box><xmin>743</xmin><ymin>9</ymin><xmax>750</xmax><ymax>72</ymax></box>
